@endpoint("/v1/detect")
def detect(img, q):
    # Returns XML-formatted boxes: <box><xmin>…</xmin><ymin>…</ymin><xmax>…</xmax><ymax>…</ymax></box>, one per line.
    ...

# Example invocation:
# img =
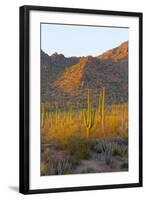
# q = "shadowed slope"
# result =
<box><xmin>41</xmin><ymin>41</ymin><xmax>128</xmax><ymax>104</ymax></box>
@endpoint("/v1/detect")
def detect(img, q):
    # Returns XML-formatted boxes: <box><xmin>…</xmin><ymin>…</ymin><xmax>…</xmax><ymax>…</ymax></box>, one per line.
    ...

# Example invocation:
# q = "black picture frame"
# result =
<box><xmin>19</xmin><ymin>5</ymin><xmax>143</xmax><ymax>194</ymax></box>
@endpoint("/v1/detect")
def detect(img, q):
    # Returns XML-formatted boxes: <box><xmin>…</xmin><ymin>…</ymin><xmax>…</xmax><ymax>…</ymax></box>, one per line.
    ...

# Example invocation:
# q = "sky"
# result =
<box><xmin>41</xmin><ymin>23</ymin><xmax>128</xmax><ymax>57</ymax></box>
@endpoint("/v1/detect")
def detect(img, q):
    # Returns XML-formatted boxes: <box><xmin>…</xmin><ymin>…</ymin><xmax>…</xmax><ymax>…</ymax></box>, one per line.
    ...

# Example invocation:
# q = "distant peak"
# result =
<box><xmin>51</xmin><ymin>52</ymin><xmax>64</xmax><ymax>57</ymax></box>
<box><xmin>79</xmin><ymin>55</ymin><xmax>94</xmax><ymax>63</ymax></box>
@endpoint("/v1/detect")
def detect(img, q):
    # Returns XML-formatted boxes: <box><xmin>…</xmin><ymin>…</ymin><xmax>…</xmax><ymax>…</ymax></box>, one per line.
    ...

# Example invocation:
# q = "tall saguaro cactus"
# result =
<box><xmin>55</xmin><ymin>104</ymin><xmax>59</xmax><ymax>126</ymax></box>
<box><xmin>83</xmin><ymin>89</ymin><xmax>95</xmax><ymax>138</ymax></box>
<box><xmin>41</xmin><ymin>102</ymin><xmax>46</xmax><ymax>128</ymax></box>
<box><xmin>101</xmin><ymin>87</ymin><xmax>105</xmax><ymax>131</ymax></box>
<box><xmin>98</xmin><ymin>87</ymin><xmax>105</xmax><ymax>132</ymax></box>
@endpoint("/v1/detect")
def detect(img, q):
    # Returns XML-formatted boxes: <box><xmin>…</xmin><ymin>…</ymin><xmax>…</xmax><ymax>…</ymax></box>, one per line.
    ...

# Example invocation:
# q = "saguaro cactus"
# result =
<box><xmin>41</xmin><ymin>102</ymin><xmax>46</xmax><ymax>128</ymax></box>
<box><xmin>101</xmin><ymin>87</ymin><xmax>105</xmax><ymax>131</ymax></box>
<box><xmin>122</xmin><ymin>103</ymin><xmax>125</xmax><ymax>131</ymax></box>
<box><xmin>55</xmin><ymin>104</ymin><xmax>59</xmax><ymax>126</ymax></box>
<box><xmin>67</xmin><ymin>108</ymin><xmax>72</xmax><ymax>123</ymax></box>
<box><xmin>98</xmin><ymin>87</ymin><xmax>105</xmax><ymax>132</ymax></box>
<box><xmin>83</xmin><ymin>89</ymin><xmax>95</xmax><ymax>138</ymax></box>
<box><xmin>49</xmin><ymin>112</ymin><xmax>53</xmax><ymax>128</ymax></box>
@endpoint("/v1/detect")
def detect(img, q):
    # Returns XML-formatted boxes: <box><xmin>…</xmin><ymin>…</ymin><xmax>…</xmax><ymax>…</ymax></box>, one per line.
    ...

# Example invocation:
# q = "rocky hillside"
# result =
<box><xmin>41</xmin><ymin>41</ymin><xmax>128</xmax><ymax>110</ymax></box>
<box><xmin>97</xmin><ymin>41</ymin><xmax>128</xmax><ymax>61</ymax></box>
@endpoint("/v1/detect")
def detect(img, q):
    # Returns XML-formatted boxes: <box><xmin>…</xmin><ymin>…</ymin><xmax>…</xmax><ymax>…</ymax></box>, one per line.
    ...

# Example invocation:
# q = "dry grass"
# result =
<box><xmin>42</xmin><ymin>103</ymin><xmax>128</xmax><ymax>145</ymax></box>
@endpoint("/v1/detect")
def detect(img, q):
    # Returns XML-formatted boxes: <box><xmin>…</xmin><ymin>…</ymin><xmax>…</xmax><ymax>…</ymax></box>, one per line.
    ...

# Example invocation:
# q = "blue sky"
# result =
<box><xmin>41</xmin><ymin>23</ymin><xmax>128</xmax><ymax>57</ymax></box>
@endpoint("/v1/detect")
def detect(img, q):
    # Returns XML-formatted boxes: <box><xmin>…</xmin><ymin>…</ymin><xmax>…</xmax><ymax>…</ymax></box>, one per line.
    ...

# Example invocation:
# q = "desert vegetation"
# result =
<box><xmin>40</xmin><ymin>40</ymin><xmax>128</xmax><ymax>176</ymax></box>
<box><xmin>41</xmin><ymin>87</ymin><xmax>128</xmax><ymax>176</ymax></box>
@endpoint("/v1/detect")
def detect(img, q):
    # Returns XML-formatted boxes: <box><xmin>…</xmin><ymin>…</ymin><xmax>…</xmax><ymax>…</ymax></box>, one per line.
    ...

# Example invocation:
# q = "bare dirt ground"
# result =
<box><xmin>74</xmin><ymin>156</ymin><xmax>128</xmax><ymax>174</ymax></box>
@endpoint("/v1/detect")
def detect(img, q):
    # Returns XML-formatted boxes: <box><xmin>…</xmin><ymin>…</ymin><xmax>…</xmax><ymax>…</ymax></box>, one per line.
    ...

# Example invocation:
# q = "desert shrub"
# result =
<box><xmin>112</xmin><ymin>143</ymin><xmax>128</xmax><ymax>157</ymax></box>
<box><xmin>98</xmin><ymin>138</ymin><xmax>128</xmax><ymax>165</ymax></box>
<box><xmin>41</xmin><ymin>147</ymin><xmax>45</xmax><ymax>154</ymax></box>
<box><xmin>103</xmin><ymin>149</ymin><xmax>113</xmax><ymax>165</ymax></box>
<box><xmin>41</xmin><ymin>156</ymin><xmax>73</xmax><ymax>175</ymax></box>
<box><xmin>56</xmin><ymin>159</ymin><xmax>73</xmax><ymax>175</ymax></box>
<box><xmin>99</xmin><ymin>139</ymin><xmax>114</xmax><ymax>165</ymax></box>
<box><xmin>65</xmin><ymin>136</ymin><xmax>90</xmax><ymax>160</ymax></box>
<box><xmin>124</xmin><ymin>129</ymin><xmax>128</xmax><ymax>142</ymax></box>
<box><xmin>41</xmin><ymin>148</ymin><xmax>50</xmax><ymax>163</ymax></box>
<box><xmin>45</xmin><ymin>160</ymin><xmax>56</xmax><ymax>175</ymax></box>
<box><xmin>69</xmin><ymin>155</ymin><xmax>81</xmax><ymax>167</ymax></box>
<box><xmin>80</xmin><ymin>168</ymin><xmax>96</xmax><ymax>173</ymax></box>
<box><xmin>40</xmin><ymin>161</ymin><xmax>48</xmax><ymax>176</ymax></box>
<box><xmin>87</xmin><ymin>138</ymin><xmax>97</xmax><ymax>151</ymax></box>
<box><xmin>93</xmin><ymin>140</ymin><xmax>103</xmax><ymax>153</ymax></box>
<box><xmin>41</xmin><ymin>144</ymin><xmax>74</xmax><ymax>175</ymax></box>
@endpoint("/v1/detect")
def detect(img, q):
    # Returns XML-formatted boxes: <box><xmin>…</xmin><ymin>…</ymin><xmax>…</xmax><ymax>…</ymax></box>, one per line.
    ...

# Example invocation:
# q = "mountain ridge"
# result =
<box><xmin>41</xmin><ymin>41</ymin><xmax>128</xmax><ymax>108</ymax></box>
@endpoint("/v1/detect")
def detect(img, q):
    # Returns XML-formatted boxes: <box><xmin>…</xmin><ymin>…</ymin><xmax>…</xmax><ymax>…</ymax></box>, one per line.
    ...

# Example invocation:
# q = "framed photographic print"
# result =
<box><xmin>19</xmin><ymin>5</ymin><xmax>143</xmax><ymax>194</ymax></box>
